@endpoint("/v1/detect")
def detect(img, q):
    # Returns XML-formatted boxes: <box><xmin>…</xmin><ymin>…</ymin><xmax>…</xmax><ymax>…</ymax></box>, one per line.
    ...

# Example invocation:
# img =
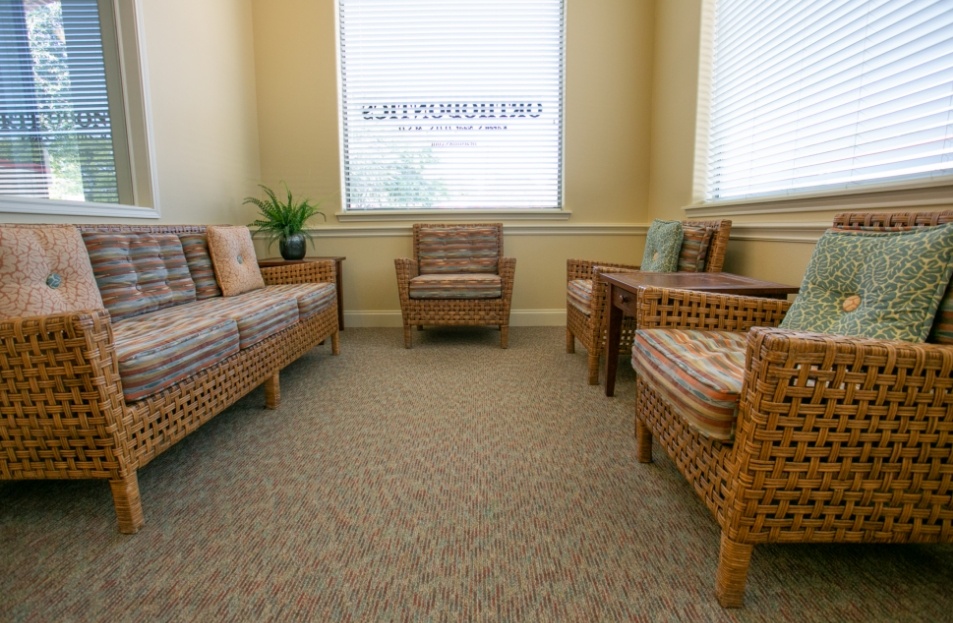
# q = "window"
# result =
<box><xmin>0</xmin><ymin>0</ymin><xmax>156</xmax><ymax>217</ymax></box>
<box><xmin>700</xmin><ymin>0</ymin><xmax>953</xmax><ymax>204</ymax></box>
<box><xmin>337</xmin><ymin>0</ymin><xmax>565</xmax><ymax>212</ymax></box>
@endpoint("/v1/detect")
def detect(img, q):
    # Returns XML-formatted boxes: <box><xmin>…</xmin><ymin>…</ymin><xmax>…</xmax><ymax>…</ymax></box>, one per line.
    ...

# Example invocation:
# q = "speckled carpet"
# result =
<box><xmin>2</xmin><ymin>327</ymin><xmax>952</xmax><ymax>622</ymax></box>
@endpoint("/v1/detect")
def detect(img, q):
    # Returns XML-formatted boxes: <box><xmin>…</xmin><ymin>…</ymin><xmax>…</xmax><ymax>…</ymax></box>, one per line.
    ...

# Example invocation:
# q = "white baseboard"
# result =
<box><xmin>343</xmin><ymin>309</ymin><xmax>567</xmax><ymax>328</ymax></box>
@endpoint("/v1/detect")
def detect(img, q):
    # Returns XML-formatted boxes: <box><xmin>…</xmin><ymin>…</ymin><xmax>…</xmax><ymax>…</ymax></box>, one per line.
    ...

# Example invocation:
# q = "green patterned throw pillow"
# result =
<box><xmin>641</xmin><ymin>219</ymin><xmax>684</xmax><ymax>272</ymax></box>
<box><xmin>780</xmin><ymin>224</ymin><xmax>953</xmax><ymax>342</ymax></box>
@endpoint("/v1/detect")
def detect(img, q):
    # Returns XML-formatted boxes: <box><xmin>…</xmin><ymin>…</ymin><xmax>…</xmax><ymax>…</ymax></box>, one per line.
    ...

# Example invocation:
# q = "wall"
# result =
<box><xmin>647</xmin><ymin>0</ymin><xmax>953</xmax><ymax>289</ymax></box>
<box><xmin>1</xmin><ymin>0</ymin><xmax>262</xmax><ymax>225</ymax></box>
<box><xmin>250</xmin><ymin>0</ymin><xmax>656</xmax><ymax>326</ymax></box>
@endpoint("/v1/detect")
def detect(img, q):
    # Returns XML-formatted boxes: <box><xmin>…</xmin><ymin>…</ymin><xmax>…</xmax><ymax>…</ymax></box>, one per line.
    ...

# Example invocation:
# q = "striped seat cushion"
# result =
<box><xmin>82</xmin><ymin>232</ymin><xmax>197</xmax><ymax>320</ymax></box>
<box><xmin>418</xmin><ymin>226</ymin><xmax>500</xmax><ymax>274</ymax></box>
<box><xmin>567</xmin><ymin>278</ymin><xmax>593</xmax><ymax>315</ymax></box>
<box><xmin>261</xmin><ymin>283</ymin><xmax>336</xmax><ymax>320</ymax></box>
<box><xmin>112</xmin><ymin>315</ymin><xmax>240</xmax><ymax>402</ymax></box>
<box><xmin>631</xmin><ymin>329</ymin><xmax>748</xmax><ymax>441</ymax></box>
<box><xmin>409</xmin><ymin>273</ymin><xmax>502</xmax><ymax>299</ymax></box>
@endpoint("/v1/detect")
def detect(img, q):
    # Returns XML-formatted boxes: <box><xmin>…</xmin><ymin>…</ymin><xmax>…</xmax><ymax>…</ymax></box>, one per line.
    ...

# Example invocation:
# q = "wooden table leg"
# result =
<box><xmin>604</xmin><ymin>283</ymin><xmax>623</xmax><ymax>397</ymax></box>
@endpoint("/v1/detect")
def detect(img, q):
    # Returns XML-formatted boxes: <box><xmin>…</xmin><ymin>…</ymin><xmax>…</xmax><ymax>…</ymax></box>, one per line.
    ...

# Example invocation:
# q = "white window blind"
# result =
<box><xmin>0</xmin><ymin>0</ymin><xmax>129</xmax><ymax>204</ymax></box>
<box><xmin>337</xmin><ymin>0</ymin><xmax>565</xmax><ymax>211</ymax></box>
<box><xmin>704</xmin><ymin>0</ymin><xmax>953</xmax><ymax>203</ymax></box>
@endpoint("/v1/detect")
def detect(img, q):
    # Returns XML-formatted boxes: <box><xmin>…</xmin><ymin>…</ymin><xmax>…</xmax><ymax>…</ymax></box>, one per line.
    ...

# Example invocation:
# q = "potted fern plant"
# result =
<box><xmin>245</xmin><ymin>183</ymin><xmax>326</xmax><ymax>260</ymax></box>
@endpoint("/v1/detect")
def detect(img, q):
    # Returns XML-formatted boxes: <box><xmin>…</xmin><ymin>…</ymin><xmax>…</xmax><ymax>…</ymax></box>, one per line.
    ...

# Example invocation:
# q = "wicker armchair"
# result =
<box><xmin>631</xmin><ymin>211</ymin><xmax>953</xmax><ymax>607</ymax></box>
<box><xmin>395</xmin><ymin>223</ymin><xmax>516</xmax><ymax>348</ymax></box>
<box><xmin>566</xmin><ymin>219</ymin><xmax>731</xmax><ymax>384</ymax></box>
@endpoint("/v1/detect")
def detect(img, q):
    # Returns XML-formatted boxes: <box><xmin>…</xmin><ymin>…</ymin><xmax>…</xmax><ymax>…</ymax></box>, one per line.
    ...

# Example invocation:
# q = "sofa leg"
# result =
<box><xmin>264</xmin><ymin>372</ymin><xmax>280</xmax><ymax>409</ymax></box>
<box><xmin>566</xmin><ymin>328</ymin><xmax>575</xmax><ymax>353</ymax></box>
<box><xmin>404</xmin><ymin>325</ymin><xmax>413</xmax><ymax>349</ymax></box>
<box><xmin>635</xmin><ymin>418</ymin><xmax>653</xmax><ymax>463</ymax></box>
<box><xmin>715</xmin><ymin>533</ymin><xmax>753</xmax><ymax>608</ymax></box>
<box><xmin>110</xmin><ymin>472</ymin><xmax>144</xmax><ymax>534</ymax></box>
<box><xmin>587</xmin><ymin>351</ymin><xmax>600</xmax><ymax>385</ymax></box>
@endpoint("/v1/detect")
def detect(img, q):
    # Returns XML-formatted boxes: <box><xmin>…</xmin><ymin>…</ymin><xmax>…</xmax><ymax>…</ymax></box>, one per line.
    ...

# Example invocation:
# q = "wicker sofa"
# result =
<box><xmin>0</xmin><ymin>224</ymin><xmax>340</xmax><ymax>534</ymax></box>
<box><xmin>631</xmin><ymin>211</ymin><xmax>953</xmax><ymax>607</ymax></box>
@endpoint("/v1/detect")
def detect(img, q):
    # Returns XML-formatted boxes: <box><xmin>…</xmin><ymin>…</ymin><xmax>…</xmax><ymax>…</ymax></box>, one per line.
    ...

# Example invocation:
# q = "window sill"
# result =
<box><xmin>685</xmin><ymin>180</ymin><xmax>953</xmax><ymax>219</ymax></box>
<box><xmin>0</xmin><ymin>196</ymin><xmax>159</xmax><ymax>219</ymax></box>
<box><xmin>335</xmin><ymin>208</ymin><xmax>571</xmax><ymax>222</ymax></box>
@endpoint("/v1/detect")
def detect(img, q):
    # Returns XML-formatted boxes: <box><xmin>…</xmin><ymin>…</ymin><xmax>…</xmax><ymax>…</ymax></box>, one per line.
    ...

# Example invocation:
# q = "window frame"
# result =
<box><xmin>334</xmin><ymin>0</ymin><xmax>568</xmax><ymax>220</ymax></box>
<box><xmin>687</xmin><ymin>0</ymin><xmax>953</xmax><ymax>219</ymax></box>
<box><xmin>0</xmin><ymin>0</ymin><xmax>159</xmax><ymax>219</ymax></box>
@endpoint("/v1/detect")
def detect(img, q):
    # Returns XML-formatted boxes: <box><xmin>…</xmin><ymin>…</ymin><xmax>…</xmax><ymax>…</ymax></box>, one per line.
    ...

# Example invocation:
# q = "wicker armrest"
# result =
<box><xmin>0</xmin><ymin>309</ymin><xmax>131</xmax><ymax>478</ymax></box>
<box><xmin>260</xmin><ymin>260</ymin><xmax>336</xmax><ymax>285</ymax></box>
<box><xmin>636</xmin><ymin>286</ymin><xmax>792</xmax><ymax>332</ymax></box>
<box><xmin>394</xmin><ymin>258</ymin><xmax>419</xmax><ymax>297</ymax></box>
<box><xmin>567</xmin><ymin>259</ymin><xmax>640</xmax><ymax>282</ymax></box>
<box><xmin>731</xmin><ymin>326</ymin><xmax>953</xmax><ymax>538</ymax></box>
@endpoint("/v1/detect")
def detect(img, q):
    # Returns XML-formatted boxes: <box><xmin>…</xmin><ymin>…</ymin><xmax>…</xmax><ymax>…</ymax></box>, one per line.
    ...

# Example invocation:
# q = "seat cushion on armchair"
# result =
<box><xmin>567</xmin><ymin>278</ymin><xmax>593</xmax><ymax>315</ymax></box>
<box><xmin>780</xmin><ymin>224</ymin><xmax>953</xmax><ymax>342</ymax></box>
<box><xmin>632</xmin><ymin>329</ymin><xmax>748</xmax><ymax>441</ymax></box>
<box><xmin>409</xmin><ymin>273</ymin><xmax>502</xmax><ymax>299</ymax></box>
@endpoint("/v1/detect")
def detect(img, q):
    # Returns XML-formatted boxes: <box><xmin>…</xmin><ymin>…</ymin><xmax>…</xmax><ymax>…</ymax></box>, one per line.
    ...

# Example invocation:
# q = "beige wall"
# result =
<box><xmin>1</xmin><ymin>0</ymin><xmax>262</xmax><ymax>225</ymax></box>
<box><xmin>250</xmin><ymin>0</ymin><xmax>656</xmax><ymax>326</ymax></box>
<box><xmin>647</xmin><ymin>0</ymin><xmax>953</xmax><ymax>288</ymax></box>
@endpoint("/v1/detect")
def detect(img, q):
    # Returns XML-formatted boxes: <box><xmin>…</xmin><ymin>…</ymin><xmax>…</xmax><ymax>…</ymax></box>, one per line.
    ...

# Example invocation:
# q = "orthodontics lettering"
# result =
<box><xmin>361</xmin><ymin>102</ymin><xmax>543</xmax><ymax>121</ymax></box>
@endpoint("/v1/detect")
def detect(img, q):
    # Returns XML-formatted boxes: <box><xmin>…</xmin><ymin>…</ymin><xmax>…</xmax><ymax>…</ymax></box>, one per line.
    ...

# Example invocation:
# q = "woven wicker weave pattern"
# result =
<box><xmin>566</xmin><ymin>219</ymin><xmax>732</xmax><ymax>385</ymax></box>
<box><xmin>1</xmin><ymin>224</ymin><xmax>340</xmax><ymax>534</ymax></box>
<box><xmin>396</xmin><ymin>223</ymin><xmax>515</xmax><ymax>348</ymax></box>
<box><xmin>632</xmin><ymin>211</ymin><xmax>953</xmax><ymax>608</ymax></box>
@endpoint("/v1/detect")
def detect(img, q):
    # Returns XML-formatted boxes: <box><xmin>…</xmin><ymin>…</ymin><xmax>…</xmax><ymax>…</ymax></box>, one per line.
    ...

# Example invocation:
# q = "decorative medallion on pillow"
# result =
<box><xmin>641</xmin><ymin>219</ymin><xmax>683</xmax><ymax>272</ymax></box>
<box><xmin>83</xmin><ymin>232</ymin><xmax>197</xmax><ymax>321</ymax></box>
<box><xmin>206</xmin><ymin>226</ymin><xmax>265</xmax><ymax>296</ymax></box>
<box><xmin>0</xmin><ymin>225</ymin><xmax>105</xmax><ymax>320</ymax></box>
<box><xmin>779</xmin><ymin>224</ymin><xmax>953</xmax><ymax>342</ymax></box>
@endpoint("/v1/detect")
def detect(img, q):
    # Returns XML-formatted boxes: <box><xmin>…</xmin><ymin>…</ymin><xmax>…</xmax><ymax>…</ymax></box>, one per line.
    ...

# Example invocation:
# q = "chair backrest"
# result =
<box><xmin>680</xmin><ymin>219</ymin><xmax>732</xmax><ymax>273</ymax></box>
<box><xmin>413</xmin><ymin>223</ymin><xmax>503</xmax><ymax>275</ymax></box>
<box><xmin>832</xmin><ymin>211</ymin><xmax>953</xmax><ymax>345</ymax></box>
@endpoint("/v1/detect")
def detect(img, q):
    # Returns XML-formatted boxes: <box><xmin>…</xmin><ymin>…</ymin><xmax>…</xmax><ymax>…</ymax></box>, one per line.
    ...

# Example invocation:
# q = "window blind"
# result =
<box><xmin>0</xmin><ymin>0</ymin><xmax>126</xmax><ymax>203</ymax></box>
<box><xmin>704</xmin><ymin>0</ymin><xmax>953</xmax><ymax>202</ymax></box>
<box><xmin>338</xmin><ymin>0</ymin><xmax>565</xmax><ymax>211</ymax></box>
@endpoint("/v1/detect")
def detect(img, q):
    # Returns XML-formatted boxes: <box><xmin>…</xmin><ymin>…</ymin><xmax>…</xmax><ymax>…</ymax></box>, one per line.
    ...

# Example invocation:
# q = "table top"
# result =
<box><xmin>258</xmin><ymin>256</ymin><xmax>346</xmax><ymax>267</ymax></box>
<box><xmin>601</xmin><ymin>271</ymin><xmax>799</xmax><ymax>295</ymax></box>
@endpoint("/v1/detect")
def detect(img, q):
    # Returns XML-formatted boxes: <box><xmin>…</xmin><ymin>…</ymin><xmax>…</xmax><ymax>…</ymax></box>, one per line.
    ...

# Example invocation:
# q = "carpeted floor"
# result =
<box><xmin>2</xmin><ymin>327</ymin><xmax>952</xmax><ymax>622</ymax></box>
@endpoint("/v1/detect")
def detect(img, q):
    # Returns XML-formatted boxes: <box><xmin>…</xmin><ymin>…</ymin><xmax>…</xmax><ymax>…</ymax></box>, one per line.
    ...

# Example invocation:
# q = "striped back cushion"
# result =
<box><xmin>832</xmin><ymin>223</ymin><xmax>953</xmax><ymax>344</ymax></box>
<box><xmin>417</xmin><ymin>225</ymin><xmax>501</xmax><ymax>274</ymax></box>
<box><xmin>677</xmin><ymin>225</ymin><xmax>714</xmax><ymax>272</ymax></box>
<box><xmin>82</xmin><ymin>232</ymin><xmax>197</xmax><ymax>320</ymax></box>
<box><xmin>179</xmin><ymin>234</ymin><xmax>222</xmax><ymax>300</ymax></box>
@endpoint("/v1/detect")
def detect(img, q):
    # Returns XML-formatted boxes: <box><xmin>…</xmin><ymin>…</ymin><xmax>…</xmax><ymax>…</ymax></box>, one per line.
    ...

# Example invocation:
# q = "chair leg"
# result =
<box><xmin>110</xmin><ymin>472</ymin><xmax>144</xmax><ymax>534</ymax></box>
<box><xmin>635</xmin><ymin>418</ymin><xmax>653</xmax><ymax>463</ymax></box>
<box><xmin>566</xmin><ymin>328</ymin><xmax>575</xmax><ymax>353</ymax></box>
<box><xmin>331</xmin><ymin>331</ymin><xmax>340</xmax><ymax>356</ymax></box>
<box><xmin>404</xmin><ymin>324</ymin><xmax>413</xmax><ymax>348</ymax></box>
<box><xmin>587</xmin><ymin>350</ymin><xmax>600</xmax><ymax>385</ymax></box>
<box><xmin>500</xmin><ymin>326</ymin><xmax>509</xmax><ymax>349</ymax></box>
<box><xmin>264</xmin><ymin>372</ymin><xmax>280</xmax><ymax>409</ymax></box>
<box><xmin>715</xmin><ymin>532</ymin><xmax>753</xmax><ymax>608</ymax></box>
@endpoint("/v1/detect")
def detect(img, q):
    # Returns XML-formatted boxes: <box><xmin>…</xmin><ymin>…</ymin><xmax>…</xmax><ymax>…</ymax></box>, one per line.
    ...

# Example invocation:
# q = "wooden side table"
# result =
<box><xmin>258</xmin><ymin>257</ymin><xmax>346</xmax><ymax>330</ymax></box>
<box><xmin>602</xmin><ymin>271</ymin><xmax>799</xmax><ymax>396</ymax></box>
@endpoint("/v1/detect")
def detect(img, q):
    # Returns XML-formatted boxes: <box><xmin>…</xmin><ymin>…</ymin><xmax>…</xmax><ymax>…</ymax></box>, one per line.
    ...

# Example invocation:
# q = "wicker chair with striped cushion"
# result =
<box><xmin>630</xmin><ymin>210</ymin><xmax>953</xmax><ymax>608</ymax></box>
<box><xmin>395</xmin><ymin>223</ymin><xmax>516</xmax><ymax>348</ymax></box>
<box><xmin>566</xmin><ymin>219</ymin><xmax>732</xmax><ymax>384</ymax></box>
